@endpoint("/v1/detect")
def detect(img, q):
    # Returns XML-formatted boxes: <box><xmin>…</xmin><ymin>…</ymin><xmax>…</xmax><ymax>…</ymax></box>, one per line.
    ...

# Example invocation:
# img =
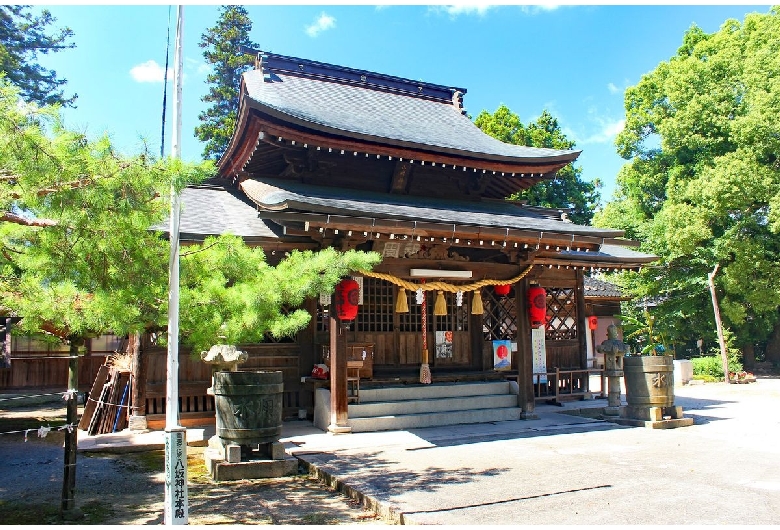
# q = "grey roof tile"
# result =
<box><xmin>560</xmin><ymin>244</ymin><xmax>657</xmax><ymax>264</ymax></box>
<box><xmin>584</xmin><ymin>276</ymin><xmax>629</xmax><ymax>299</ymax></box>
<box><xmin>242</xmin><ymin>54</ymin><xmax>580</xmax><ymax>164</ymax></box>
<box><xmin>157</xmin><ymin>183</ymin><xmax>279</xmax><ymax>241</ymax></box>
<box><xmin>240</xmin><ymin>178</ymin><xmax>624</xmax><ymax>238</ymax></box>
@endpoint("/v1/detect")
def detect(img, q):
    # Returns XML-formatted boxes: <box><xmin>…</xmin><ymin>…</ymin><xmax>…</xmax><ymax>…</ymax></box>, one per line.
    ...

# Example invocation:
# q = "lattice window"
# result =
<box><xmin>316</xmin><ymin>303</ymin><xmax>330</xmax><ymax>332</ymax></box>
<box><xmin>355</xmin><ymin>278</ymin><xmax>394</xmax><ymax>332</ymax></box>
<box><xmin>399</xmin><ymin>289</ymin><xmax>424</xmax><ymax>333</ymax></box>
<box><xmin>545</xmin><ymin>287</ymin><xmax>577</xmax><ymax>341</ymax></box>
<box><xmin>263</xmin><ymin>304</ymin><xmax>297</xmax><ymax>343</ymax></box>
<box><xmin>433</xmin><ymin>290</ymin><xmax>469</xmax><ymax>333</ymax></box>
<box><xmin>481</xmin><ymin>286</ymin><xmax>517</xmax><ymax>341</ymax></box>
<box><xmin>400</xmin><ymin>285</ymin><xmax>470</xmax><ymax>333</ymax></box>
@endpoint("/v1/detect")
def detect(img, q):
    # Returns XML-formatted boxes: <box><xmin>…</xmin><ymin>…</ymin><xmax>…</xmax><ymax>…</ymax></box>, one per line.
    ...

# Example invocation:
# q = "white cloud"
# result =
<box><xmin>520</xmin><ymin>4</ymin><xmax>560</xmax><ymax>15</ymax></box>
<box><xmin>442</xmin><ymin>4</ymin><xmax>494</xmax><ymax>16</ymax></box>
<box><xmin>581</xmin><ymin>118</ymin><xmax>625</xmax><ymax>145</ymax></box>
<box><xmin>607</xmin><ymin>82</ymin><xmax>621</xmax><ymax>95</ymax></box>
<box><xmin>130</xmin><ymin>60</ymin><xmax>171</xmax><ymax>83</ymax></box>
<box><xmin>306</xmin><ymin>13</ymin><xmax>336</xmax><ymax>37</ymax></box>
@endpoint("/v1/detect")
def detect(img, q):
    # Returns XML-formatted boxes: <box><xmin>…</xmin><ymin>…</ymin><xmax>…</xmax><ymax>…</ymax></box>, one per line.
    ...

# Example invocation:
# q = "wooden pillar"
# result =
<box><xmin>576</xmin><ymin>270</ymin><xmax>588</xmax><ymax>370</ymax></box>
<box><xmin>328</xmin><ymin>304</ymin><xmax>351</xmax><ymax>434</ymax></box>
<box><xmin>516</xmin><ymin>278</ymin><xmax>535</xmax><ymax>416</ymax></box>
<box><xmin>61</xmin><ymin>340</ymin><xmax>80</xmax><ymax>515</ymax></box>
<box><xmin>128</xmin><ymin>332</ymin><xmax>148</xmax><ymax>430</ymax></box>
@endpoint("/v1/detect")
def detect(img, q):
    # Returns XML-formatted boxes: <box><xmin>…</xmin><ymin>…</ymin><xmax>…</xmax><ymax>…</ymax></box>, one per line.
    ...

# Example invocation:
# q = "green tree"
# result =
<box><xmin>0</xmin><ymin>5</ymin><xmax>76</xmax><ymax>106</ymax></box>
<box><xmin>195</xmin><ymin>6</ymin><xmax>257</xmax><ymax>161</ymax></box>
<box><xmin>594</xmin><ymin>8</ymin><xmax>780</xmax><ymax>364</ymax></box>
<box><xmin>178</xmin><ymin>236</ymin><xmax>381</xmax><ymax>353</ymax></box>
<box><xmin>1</xmin><ymin>78</ymin><xmax>381</xmax><ymax>509</ymax></box>
<box><xmin>0</xmin><ymin>78</ymin><xmax>210</xmax><ymax>513</ymax></box>
<box><xmin>474</xmin><ymin>105</ymin><xmax>601</xmax><ymax>224</ymax></box>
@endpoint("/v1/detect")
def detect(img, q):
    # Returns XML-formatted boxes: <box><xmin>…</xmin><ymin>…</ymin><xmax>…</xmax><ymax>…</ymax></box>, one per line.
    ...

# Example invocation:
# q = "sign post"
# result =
<box><xmin>164</xmin><ymin>4</ymin><xmax>187</xmax><ymax>525</ymax></box>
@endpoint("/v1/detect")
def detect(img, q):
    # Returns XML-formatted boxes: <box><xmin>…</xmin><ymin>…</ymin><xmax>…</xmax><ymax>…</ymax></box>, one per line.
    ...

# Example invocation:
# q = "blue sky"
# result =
<box><xmin>38</xmin><ymin>3</ymin><xmax>771</xmax><ymax>205</ymax></box>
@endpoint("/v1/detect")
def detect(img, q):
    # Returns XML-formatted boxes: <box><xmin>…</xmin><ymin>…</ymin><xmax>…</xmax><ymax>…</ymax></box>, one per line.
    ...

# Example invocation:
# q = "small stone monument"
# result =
<box><xmin>596</xmin><ymin>324</ymin><xmax>629</xmax><ymax>416</ymax></box>
<box><xmin>201</xmin><ymin>344</ymin><xmax>248</xmax><ymax>395</ymax></box>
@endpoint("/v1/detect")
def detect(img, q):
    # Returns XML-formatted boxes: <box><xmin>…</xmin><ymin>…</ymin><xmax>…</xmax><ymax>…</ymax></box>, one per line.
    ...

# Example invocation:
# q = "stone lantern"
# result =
<box><xmin>596</xmin><ymin>324</ymin><xmax>629</xmax><ymax>416</ymax></box>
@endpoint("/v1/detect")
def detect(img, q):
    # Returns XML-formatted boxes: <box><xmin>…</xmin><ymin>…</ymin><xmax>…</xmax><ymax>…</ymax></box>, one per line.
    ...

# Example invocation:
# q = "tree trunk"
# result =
<box><xmin>766</xmin><ymin>319</ymin><xmax>780</xmax><ymax>365</ymax></box>
<box><xmin>742</xmin><ymin>343</ymin><xmax>755</xmax><ymax>371</ymax></box>
<box><xmin>708</xmin><ymin>265</ymin><xmax>731</xmax><ymax>382</ymax></box>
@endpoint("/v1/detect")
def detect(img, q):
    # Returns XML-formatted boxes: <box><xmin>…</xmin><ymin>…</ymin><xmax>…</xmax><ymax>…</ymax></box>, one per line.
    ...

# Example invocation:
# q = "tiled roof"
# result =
<box><xmin>584</xmin><ymin>277</ymin><xmax>629</xmax><ymax>299</ymax></box>
<box><xmin>241</xmin><ymin>52</ymin><xmax>580</xmax><ymax>165</ymax></box>
<box><xmin>156</xmin><ymin>182</ymin><xmax>279</xmax><ymax>242</ymax></box>
<box><xmin>559</xmin><ymin>245</ymin><xmax>657</xmax><ymax>264</ymax></box>
<box><xmin>239</xmin><ymin>177</ymin><xmax>625</xmax><ymax>239</ymax></box>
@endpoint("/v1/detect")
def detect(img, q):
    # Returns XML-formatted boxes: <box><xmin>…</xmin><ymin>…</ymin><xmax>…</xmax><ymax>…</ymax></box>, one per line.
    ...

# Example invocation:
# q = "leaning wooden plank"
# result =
<box><xmin>88</xmin><ymin>380</ymin><xmax>112</xmax><ymax>435</ymax></box>
<box><xmin>112</xmin><ymin>372</ymin><xmax>130</xmax><ymax>432</ymax></box>
<box><xmin>100</xmin><ymin>369</ymin><xmax>121</xmax><ymax>434</ymax></box>
<box><xmin>78</xmin><ymin>364</ymin><xmax>110</xmax><ymax>430</ymax></box>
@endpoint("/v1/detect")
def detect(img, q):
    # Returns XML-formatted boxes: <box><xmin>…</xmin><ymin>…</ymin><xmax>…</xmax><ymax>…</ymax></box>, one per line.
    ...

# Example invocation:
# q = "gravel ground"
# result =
<box><xmin>0</xmin><ymin>404</ymin><xmax>389</xmax><ymax>525</ymax></box>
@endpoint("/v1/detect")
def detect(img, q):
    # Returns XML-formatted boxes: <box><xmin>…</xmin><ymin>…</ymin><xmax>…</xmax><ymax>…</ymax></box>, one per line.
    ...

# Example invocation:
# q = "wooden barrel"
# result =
<box><xmin>623</xmin><ymin>355</ymin><xmax>675</xmax><ymax>408</ymax></box>
<box><xmin>213</xmin><ymin>370</ymin><xmax>283</xmax><ymax>447</ymax></box>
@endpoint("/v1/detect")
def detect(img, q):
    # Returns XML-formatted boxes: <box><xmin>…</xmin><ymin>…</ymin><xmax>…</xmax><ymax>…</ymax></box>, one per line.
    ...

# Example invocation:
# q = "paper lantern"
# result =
<box><xmin>588</xmin><ymin>315</ymin><xmax>599</xmax><ymax>330</ymax></box>
<box><xmin>493</xmin><ymin>284</ymin><xmax>511</xmax><ymax>296</ymax></box>
<box><xmin>528</xmin><ymin>286</ymin><xmax>547</xmax><ymax>328</ymax></box>
<box><xmin>335</xmin><ymin>278</ymin><xmax>360</xmax><ymax>321</ymax></box>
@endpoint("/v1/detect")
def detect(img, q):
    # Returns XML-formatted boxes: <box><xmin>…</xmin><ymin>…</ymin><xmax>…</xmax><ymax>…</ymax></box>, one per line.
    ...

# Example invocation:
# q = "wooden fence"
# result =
<box><xmin>1</xmin><ymin>344</ymin><xmax>307</xmax><ymax>427</ymax></box>
<box><xmin>0</xmin><ymin>353</ymin><xmax>110</xmax><ymax>391</ymax></box>
<box><xmin>142</xmin><ymin>344</ymin><xmax>304</xmax><ymax>428</ymax></box>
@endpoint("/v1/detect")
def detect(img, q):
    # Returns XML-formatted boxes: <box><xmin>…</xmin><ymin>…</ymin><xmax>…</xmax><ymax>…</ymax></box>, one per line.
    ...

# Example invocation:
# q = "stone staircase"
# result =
<box><xmin>314</xmin><ymin>380</ymin><xmax>522</xmax><ymax>433</ymax></box>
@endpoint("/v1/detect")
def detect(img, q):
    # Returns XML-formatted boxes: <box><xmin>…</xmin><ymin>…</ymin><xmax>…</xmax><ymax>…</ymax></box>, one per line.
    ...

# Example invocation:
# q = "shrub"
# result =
<box><xmin>692</xmin><ymin>354</ymin><xmax>743</xmax><ymax>380</ymax></box>
<box><xmin>691</xmin><ymin>356</ymin><xmax>724</xmax><ymax>378</ymax></box>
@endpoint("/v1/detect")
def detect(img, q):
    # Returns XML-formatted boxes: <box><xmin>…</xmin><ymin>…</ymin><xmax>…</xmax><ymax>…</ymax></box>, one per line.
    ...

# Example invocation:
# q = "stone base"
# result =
<box><xmin>603</xmin><ymin>406</ymin><xmax>621</xmax><ymax>417</ymax></box>
<box><xmin>327</xmin><ymin>424</ymin><xmax>352</xmax><ymax>434</ymax></box>
<box><xmin>127</xmin><ymin>415</ymin><xmax>148</xmax><ymax>432</ymax></box>
<box><xmin>605</xmin><ymin>405</ymin><xmax>694</xmax><ymax>429</ymax></box>
<box><xmin>519</xmin><ymin>412</ymin><xmax>539</xmax><ymax>420</ymax></box>
<box><xmin>204</xmin><ymin>439</ymin><xmax>299</xmax><ymax>482</ymax></box>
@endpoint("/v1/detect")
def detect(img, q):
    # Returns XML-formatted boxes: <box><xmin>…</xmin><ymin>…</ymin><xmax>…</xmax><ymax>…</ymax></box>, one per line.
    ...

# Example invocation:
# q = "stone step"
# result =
<box><xmin>359</xmin><ymin>381</ymin><xmax>513</xmax><ymax>403</ymax></box>
<box><xmin>313</xmin><ymin>381</ymin><xmax>522</xmax><ymax>433</ymax></box>
<box><xmin>347</xmin><ymin>406</ymin><xmax>523</xmax><ymax>433</ymax></box>
<box><xmin>348</xmin><ymin>393</ymin><xmax>518</xmax><ymax>418</ymax></box>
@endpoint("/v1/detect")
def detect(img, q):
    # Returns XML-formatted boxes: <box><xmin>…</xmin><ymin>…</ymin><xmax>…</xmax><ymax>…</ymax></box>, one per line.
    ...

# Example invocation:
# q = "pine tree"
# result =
<box><xmin>195</xmin><ymin>6</ymin><xmax>258</xmax><ymax>161</ymax></box>
<box><xmin>0</xmin><ymin>5</ymin><xmax>76</xmax><ymax>106</ymax></box>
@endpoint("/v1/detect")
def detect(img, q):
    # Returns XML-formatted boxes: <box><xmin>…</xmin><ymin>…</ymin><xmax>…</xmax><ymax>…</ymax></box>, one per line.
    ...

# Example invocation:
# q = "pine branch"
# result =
<box><xmin>1</xmin><ymin>211</ymin><xmax>57</xmax><ymax>226</ymax></box>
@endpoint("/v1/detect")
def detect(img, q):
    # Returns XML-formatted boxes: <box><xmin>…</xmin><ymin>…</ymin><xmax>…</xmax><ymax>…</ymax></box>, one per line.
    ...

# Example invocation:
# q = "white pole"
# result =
<box><xmin>164</xmin><ymin>4</ymin><xmax>188</xmax><ymax>525</ymax></box>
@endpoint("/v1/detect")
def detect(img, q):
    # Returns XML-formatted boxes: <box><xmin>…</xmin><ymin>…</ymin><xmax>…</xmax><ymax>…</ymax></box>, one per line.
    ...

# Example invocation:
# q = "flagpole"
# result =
<box><xmin>164</xmin><ymin>4</ymin><xmax>188</xmax><ymax>525</ymax></box>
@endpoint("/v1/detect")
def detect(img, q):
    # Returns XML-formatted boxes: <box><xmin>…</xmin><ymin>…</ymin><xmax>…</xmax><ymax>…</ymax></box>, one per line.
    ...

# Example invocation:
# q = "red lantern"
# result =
<box><xmin>335</xmin><ymin>278</ymin><xmax>360</xmax><ymax>321</ymax></box>
<box><xmin>528</xmin><ymin>286</ymin><xmax>547</xmax><ymax>328</ymax></box>
<box><xmin>588</xmin><ymin>315</ymin><xmax>599</xmax><ymax>331</ymax></box>
<box><xmin>493</xmin><ymin>284</ymin><xmax>511</xmax><ymax>296</ymax></box>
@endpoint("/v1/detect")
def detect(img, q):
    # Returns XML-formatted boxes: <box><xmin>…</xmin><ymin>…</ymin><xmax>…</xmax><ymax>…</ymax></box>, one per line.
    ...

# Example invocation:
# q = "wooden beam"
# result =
<box><xmin>254</xmin><ymin>118</ymin><xmax>575</xmax><ymax>176</ymax></box>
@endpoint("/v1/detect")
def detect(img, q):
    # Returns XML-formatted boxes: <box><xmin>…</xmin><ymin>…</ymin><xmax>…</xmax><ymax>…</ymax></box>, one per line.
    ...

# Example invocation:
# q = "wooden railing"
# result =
<box><xmin>533</xmin><ymin>368</ymin><xmax>604</xmax><ymax>405</ymax></box>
